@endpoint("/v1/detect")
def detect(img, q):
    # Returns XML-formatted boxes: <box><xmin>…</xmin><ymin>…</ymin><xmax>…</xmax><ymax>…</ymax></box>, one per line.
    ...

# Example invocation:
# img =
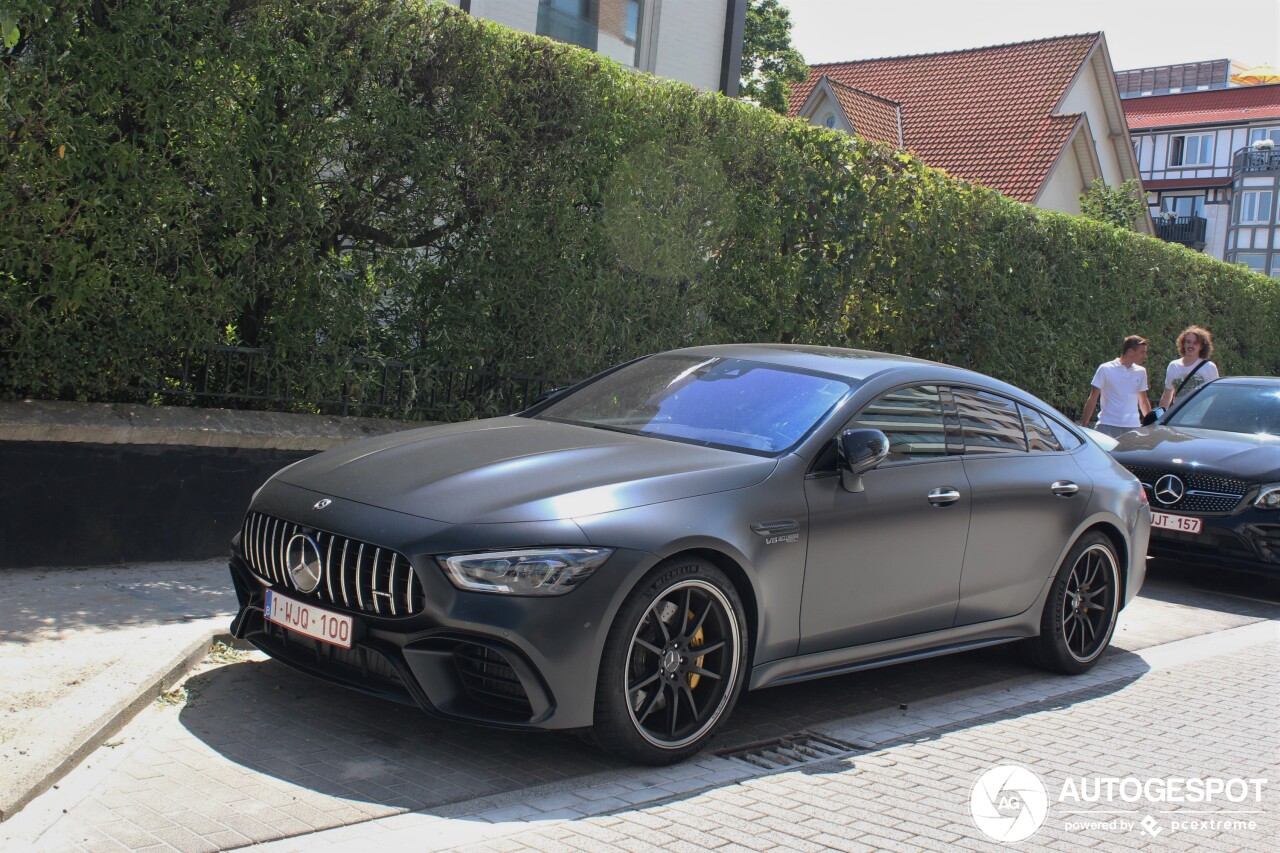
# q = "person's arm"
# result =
<box><xmin>1158</xmin><ymin>386</ymin><xmax>1174</xmax><ymax>408</ymax></box>
<box><xmin>1138</xmin><ymin>392</ymin><xmax>1152</xmax><ymax>418</ymax></box>
<box><xmin>1080</xmin><ymin>387</ymin><xmax>1100</xmax><ymax>427</ymax></box>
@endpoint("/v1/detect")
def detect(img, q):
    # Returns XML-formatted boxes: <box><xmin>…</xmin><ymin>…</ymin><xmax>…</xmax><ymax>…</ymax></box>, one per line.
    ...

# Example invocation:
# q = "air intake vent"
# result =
<box><xmin>241</xmin><ymin>512</ymin><xmax>425</xmax><ymax>617</ymax></box>
<box><xmin>453</xmin><ymin>643</ymin><xmax>534</xmax><ymax>717</ymax></box>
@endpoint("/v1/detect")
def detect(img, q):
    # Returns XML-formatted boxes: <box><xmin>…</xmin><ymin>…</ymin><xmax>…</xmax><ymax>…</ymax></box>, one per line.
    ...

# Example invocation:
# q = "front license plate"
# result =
<box><xmin>264</xmin><ymin>589</ymin><xmax>353</xmax><ymax>649</ymax></box>
<box><xmin>1151</xmin><ymin>511</ymin><xmax>1202</xmax><ymax>534</ymax></box>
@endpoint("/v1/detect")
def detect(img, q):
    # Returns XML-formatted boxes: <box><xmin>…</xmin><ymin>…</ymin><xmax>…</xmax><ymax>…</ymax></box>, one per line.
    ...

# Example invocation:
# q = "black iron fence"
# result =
<box><xmin>1233</xmin><ymin>147</ymin><xmax>1280</xmax><ymax>173</ymax></box>
<box><xmin>1154</xmin><ymin>215</ymin><xmax>1207</xmax><ymax>249</ymax></box>
<box><xmin>132</xmin><ymin>345</ymin><xmax>579</xmax><ymax>421</ymax></box>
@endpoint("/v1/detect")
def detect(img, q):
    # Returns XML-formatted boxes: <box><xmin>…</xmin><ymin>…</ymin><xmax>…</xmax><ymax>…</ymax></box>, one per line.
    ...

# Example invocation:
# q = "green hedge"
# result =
<box><xmin>3</xmin><ymin>0</ymin><xmax>1277</xmax><ymax>416</ymax></box>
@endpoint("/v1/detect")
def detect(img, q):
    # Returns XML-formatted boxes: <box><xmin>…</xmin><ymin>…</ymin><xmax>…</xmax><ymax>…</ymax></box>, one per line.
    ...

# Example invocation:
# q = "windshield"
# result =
<box><xmin>534</xmin><ymin>355</ymin><xmax>856</xmax><ymax>454</ymax></box>
<box><xmin>1166</xmin><ymin>382</ymin><xmax>1280</xmax><ymax>436</ymax></box>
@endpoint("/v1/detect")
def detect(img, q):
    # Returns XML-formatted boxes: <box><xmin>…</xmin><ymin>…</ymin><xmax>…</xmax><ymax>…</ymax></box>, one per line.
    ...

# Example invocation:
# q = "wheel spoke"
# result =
<box><xmin>691</xmin><ymin>639</ymin><xmax>726</xmax><ymax>657</ymax></box>
<box><xmin>634</xmin><ymin>636</ymin><xmax>663</xmax><ymax>656</ymax></box>
<box><xmin>679</xmin><ymin>588</ymin><xmax>694</xmax><ymax>640</ymax></box>
<box><xmin>688</xmin><ymin>597</ymin><xmax>713</xmax><ymax>641</ymax></box>
<box><xmin>678</xmin><ymin>681</ymin><xmax>702</xmax><ymax>722</ymax></box>
<box><xmin>629</xmin><ymin>669</ymin><xmax>662</xmax><ymax>694</ymax></box>
<box><xmin>638</xmin><ymin>680</ymin><xmax>666</xmax><ymax>723</ymax></box>
<box><xmin>688</xmin><ymin>664</ymin><xmax>722</xmax><ymax>681</ymax></box>
<box><xmin>650</xmin><ymin>602</ymin><xmax>673</xmax><ymax>645</ymax></box>
<box><xmin>667</xmin><ymin>682</ymin><xmax>680</xmax><ymax>736</ymax></box>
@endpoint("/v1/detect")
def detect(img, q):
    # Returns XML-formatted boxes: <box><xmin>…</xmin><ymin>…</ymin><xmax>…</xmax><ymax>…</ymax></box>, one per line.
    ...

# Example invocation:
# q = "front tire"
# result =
<box><xmin>587</xmin><ymin>557</ymin><xmax>747</xmax><ymax>765</ymax></box>
<box><xmin>1022</xmin><ymin>531</ymin><xmax>1121</xmax><ymax>674</ymax></box>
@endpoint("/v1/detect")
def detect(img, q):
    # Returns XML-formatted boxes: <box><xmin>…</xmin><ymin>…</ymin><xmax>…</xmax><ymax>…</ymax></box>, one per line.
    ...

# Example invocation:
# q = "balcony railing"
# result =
<box><xmin>1233</xmin><ymin>147</ymin><xmax>1280</xmax><ymax>174</ymax></box>
<box><xmin>1154</xmin><ymin>215</ymin><xmax>1207</xmax><ymax>249</ymax></box>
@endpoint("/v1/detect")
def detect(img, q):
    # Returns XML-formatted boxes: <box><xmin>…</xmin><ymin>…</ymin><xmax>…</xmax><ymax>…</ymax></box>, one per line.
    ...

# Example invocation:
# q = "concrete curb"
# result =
<box><xmin>0</xmin><ymin>622</ymin><xmax>223</xmax><ymax>822</ymax></box>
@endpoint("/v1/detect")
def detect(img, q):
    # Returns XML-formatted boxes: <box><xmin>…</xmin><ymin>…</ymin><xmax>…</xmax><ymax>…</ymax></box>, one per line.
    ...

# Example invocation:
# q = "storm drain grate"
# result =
<box><xmin>716</xmin><ymin>732</ymin><xmax>870</xmax><ymax>770</ymax></box>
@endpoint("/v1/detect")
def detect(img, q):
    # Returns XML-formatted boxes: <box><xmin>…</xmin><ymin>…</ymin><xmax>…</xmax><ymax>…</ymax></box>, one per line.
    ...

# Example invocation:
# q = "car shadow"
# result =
<box><xmin>1138</xmin><ymin>562</ymin><xmax>1280</xmax><ymax>617</ymax></box>
<box><xmin>176</xmin><ymin>641</ymin><xmax>1144</xmax><ymax>817</ymax></box>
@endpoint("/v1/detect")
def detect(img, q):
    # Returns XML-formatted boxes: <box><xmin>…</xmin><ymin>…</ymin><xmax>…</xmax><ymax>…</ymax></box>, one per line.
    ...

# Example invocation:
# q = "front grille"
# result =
<box><xmin>241</xmin><ymin>511</ymin><xmax>425</xmax><ymax>617</ymax></box>
<box><xmin>453</xmin><ymin>643</ymin><xmax>533</xmax><ymax>716</ymax></box>
<box><xmin>1121</xmin><ymin>465</ymin><xmax>1248</xmax><ymax>513</ymax></box>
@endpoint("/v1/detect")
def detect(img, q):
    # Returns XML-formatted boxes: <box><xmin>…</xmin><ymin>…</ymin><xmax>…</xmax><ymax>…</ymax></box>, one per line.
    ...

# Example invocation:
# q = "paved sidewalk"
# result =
<box><xmin>261</xmin><ymin>622</ymin><xmax>1280</xmax><ymax>852</ymax></box>
<box><xmin>0</xmin><ymin>560</ymin><xmax>235</xmax><ymax>821</ymax></box>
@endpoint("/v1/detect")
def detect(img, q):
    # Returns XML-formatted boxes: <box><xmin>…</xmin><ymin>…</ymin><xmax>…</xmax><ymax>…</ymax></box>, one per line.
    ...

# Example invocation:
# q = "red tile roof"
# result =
<box><xmin>789</xmin><ymin>34</ymin><xmax>1101</xmax><ymax>202</ymax></box>
<box><xmin>1123</xmin><ymin>84</ymin><xmax>1280</xmax><ymax>130</ymax></box>
<box><xmin>827</xmin><ymin>80</ymin><xmax>902</xmax><ymax>146</ymax></box>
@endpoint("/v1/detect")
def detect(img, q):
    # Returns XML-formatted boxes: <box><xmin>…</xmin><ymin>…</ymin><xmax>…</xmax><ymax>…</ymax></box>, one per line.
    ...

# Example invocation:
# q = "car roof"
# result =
<box><xmin>665</xmin><ymin>343</ymin><xmax>955</xmax><ymax>382</ymax></box>
<box><xmin>1208</xmin><ymin>376</ymin><xmax>1280</xmax><ymax>386</ymax></box>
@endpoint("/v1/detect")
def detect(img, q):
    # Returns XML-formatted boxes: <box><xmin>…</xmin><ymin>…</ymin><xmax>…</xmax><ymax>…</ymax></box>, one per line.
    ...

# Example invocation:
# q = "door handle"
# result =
<box><xmin>928</xmin><ymin>487</ymin><xmax>961</xmax><ymax>506</ymax></box>
<box><xmin>1051</xmin><ymin>480</ymin><xmax>1079</xmax><ymax>497</ymax></box>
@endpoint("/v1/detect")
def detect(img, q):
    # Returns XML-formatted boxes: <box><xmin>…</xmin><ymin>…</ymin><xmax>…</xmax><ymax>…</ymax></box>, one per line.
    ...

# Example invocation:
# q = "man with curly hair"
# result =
<box><xmin>1159</xmin><ymin>325</ymin><xmax>1220</xmax><ymax>408</ymax></box>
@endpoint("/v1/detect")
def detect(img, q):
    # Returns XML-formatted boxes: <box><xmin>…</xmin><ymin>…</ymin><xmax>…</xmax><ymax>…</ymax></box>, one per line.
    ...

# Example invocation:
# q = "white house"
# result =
<box><xmin>445</xmin><ymin>0</ymin><xmax>747</xmax><ymax>96</ymax></box>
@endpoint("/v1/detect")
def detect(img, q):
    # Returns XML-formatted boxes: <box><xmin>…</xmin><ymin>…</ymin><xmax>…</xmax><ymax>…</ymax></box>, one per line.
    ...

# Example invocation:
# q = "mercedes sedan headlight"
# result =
<box><xmin>1255</xmin><ymin>484</ymin><xmax>1280</xmax><ymax>510</ymax></box>
<box><xmin>437</xmin><ymin>547</ymin><xmax>614</xmax><ymax>595</ymax></box>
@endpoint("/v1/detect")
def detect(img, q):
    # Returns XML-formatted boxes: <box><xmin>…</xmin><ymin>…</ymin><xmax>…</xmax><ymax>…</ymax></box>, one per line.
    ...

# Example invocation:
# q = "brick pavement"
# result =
<box><xmin>262</xmin><ymin>624</ymin><xmax>1280</xmax><ymax>853</ymax></box>
<box><xmin>2</xmin><ymin>575</ymin><xmax>1276</xmax><ymax>852</ymax></box>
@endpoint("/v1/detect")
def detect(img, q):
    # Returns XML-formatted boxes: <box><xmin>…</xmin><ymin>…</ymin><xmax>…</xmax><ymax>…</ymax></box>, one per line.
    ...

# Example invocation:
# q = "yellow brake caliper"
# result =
<box><xmin>687</xmin><ymin>610</ymin><xmax>705</xmax><ymax>689</ymax></box>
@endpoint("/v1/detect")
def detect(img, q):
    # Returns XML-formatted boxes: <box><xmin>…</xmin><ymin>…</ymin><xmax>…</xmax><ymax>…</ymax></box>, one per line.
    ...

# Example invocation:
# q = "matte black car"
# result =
<box><xmin>1110</xmin><ymin>376</ymin><xmax>1280</xmax><ymax>572</ymax></box>
<box><xmin>228</xmin><ymin>345</ymin><xmax>1149</xmax><ymax>764</ymax></box>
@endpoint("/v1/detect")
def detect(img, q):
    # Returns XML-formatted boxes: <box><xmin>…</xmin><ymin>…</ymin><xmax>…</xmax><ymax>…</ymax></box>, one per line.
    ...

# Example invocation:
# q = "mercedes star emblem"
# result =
<box><xmin>285</xmin><ymin>533</ymin><xmax>325</xmax><ymax>593</ymax></box>
<box><xmin>1153</xmin><ymin>474</ymin><xmax>1186</xmax><ymax>506</ymax></box>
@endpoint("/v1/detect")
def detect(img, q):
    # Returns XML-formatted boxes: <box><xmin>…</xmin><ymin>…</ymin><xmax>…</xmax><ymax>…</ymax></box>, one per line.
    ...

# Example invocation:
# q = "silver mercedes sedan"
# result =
<box><xmin>228</xmin><ymin>344</ymin><xmax>1150</xmax><ymax>765</ymax></box>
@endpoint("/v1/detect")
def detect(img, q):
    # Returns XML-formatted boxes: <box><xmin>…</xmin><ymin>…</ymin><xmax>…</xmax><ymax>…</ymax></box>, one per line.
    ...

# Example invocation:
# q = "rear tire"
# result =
<box><xmin>1021</xmin><ymin>531</ymin><xmax>1121</xmax><ymax>674</ymax></box>
<box><xmin>587</xmin><ymin>557</ymin><xmax>747</xmax><ymax>765</ymax></box>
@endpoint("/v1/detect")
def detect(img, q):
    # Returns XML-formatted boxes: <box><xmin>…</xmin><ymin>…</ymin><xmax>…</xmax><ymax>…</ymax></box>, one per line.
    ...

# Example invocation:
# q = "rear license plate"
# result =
<box><xmin>1151</xmin><ymin>511</ymin><xmax>1202</xmax><ymax>534</ymax></box>
<box><xmin>264</xmin><ymin>589</ymin><xmax>353</xmax><ymax>649</ymax></box>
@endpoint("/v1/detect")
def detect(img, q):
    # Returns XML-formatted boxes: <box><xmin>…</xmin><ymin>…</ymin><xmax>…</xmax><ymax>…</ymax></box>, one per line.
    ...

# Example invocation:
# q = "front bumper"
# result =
<box><xmin>227</xmin><ymin>543</ymin><xmax>652</xmax><ymax>731</ymax></box>
<box><xmin>1146</xmin><ymin>509</ymin><xmax>1280</xmax><ymax>573</ymax></box>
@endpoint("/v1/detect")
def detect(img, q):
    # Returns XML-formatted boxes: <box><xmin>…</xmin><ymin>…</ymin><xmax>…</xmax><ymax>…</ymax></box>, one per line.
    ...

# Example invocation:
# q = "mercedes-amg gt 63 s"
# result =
<box><xmin>228</xmin><ymin>345</ymin><xmax>1149</xmax><ymax>764</ymax></box>
<box><xmin>1110</xmin><ymin>376</ymin><xmax>1280</xmax><ymax>573</ymax></box>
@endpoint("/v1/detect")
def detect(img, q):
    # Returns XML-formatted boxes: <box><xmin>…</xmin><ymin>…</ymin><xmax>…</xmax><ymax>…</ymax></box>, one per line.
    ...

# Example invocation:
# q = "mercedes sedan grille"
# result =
<box><xmin>1121</xmin><ymin>465</ymin><xmax>1248</xmax><ymax>513</ymax></box>
<box><xmin>241</xmin><ymin>511</ymin><xmax>425</xmax><ymax>617</ymax></box>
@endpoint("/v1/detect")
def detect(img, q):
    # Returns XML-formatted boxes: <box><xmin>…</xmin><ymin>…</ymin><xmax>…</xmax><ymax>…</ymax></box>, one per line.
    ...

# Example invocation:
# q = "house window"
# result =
<box><xmin>1237</xmin><ymin>190</ymin><xmax>1274</xmax><ymax>224</ymax></box>
<box><xmin>538</xmin><ymin>0</ymin><xmax>599</xmax><ymax>51</ymax></box>
<box><xmin>1248</xmin><ymin>127</ymin><xmax>1280</xmax><ymax>146</ymax></box>
<box><xmin>823</xmin><ymin>113</ymin><xmax>837</xmax><ymax>129</ymax></box>
<box><xmin>1161</xmin><ymin>196</ymin><xmax>1204</xmax><ymax>218</ymax></box>
<box><xmin>625</xmin><ymin>0</ymin><xmax>641</xmax><ymax>43</ymax></box>
<box><xmin>537</xmin><ymin>0</ymin><xmax>645</xmax><ymax>66</ymax></box>
<box><xmin>1169</xmin><ymin>133</ymin><xmax>1214</xmax><ymax>167</ymax></box>
<box><xmin>1235</xmin><ymin>253</ymin><xmax>1266</xmax><ymax>271</ymax></box>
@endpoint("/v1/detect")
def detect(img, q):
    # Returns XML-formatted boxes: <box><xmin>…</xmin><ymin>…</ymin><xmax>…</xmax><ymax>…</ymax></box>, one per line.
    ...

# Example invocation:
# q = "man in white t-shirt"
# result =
<box><xmin>1159</xmin><ymin>325</ymin><xmax>1220</xmax><ymax>408</ymax></box>
<box><xmin>1080</xmin><ymin>335</ymin><xmax>1151</xmax><ymax>438</ymax></box>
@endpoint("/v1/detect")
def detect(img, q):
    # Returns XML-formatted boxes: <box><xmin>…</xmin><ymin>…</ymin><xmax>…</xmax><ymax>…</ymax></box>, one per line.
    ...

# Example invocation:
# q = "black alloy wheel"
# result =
<box><xmin>588</xmin><ymin>558</ymin><xmax>747</xmax><ymax>765</ymax></box>
<box><xmin>1021</xmin><ymin>531</ymin><xmax>1121</xmax><ymax>675</ymax></box>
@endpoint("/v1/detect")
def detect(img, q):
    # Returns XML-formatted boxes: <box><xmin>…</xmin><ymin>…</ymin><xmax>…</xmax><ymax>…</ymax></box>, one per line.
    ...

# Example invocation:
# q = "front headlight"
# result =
<box><xmin>1254</xmin><ymin>484</ymin><xmax>1280</xmax><ymax>509</ymax></box>
<box><xmin>437</xmin><ymin>547</ymin><xmax>614</xmax><ymax>595</ymax></box>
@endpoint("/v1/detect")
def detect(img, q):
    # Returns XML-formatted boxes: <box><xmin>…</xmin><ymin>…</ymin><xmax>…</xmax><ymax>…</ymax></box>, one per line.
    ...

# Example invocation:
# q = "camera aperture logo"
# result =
<box><xmin>970</xmin><ymin>764</ymin><xmax>1049</xmax><ymax>843</ymax></box>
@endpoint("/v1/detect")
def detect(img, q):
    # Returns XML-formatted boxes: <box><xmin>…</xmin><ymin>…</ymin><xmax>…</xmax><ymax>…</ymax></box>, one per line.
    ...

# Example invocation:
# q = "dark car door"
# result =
<box><xmin>800</xmin><ymin>385</ymin><xmax>970</xmax><ymax>653</ymax></box>
<box><xmin>951</xmin><ymin>388</ymin><xmax>1093</xmax><ymax>626</ymax></box>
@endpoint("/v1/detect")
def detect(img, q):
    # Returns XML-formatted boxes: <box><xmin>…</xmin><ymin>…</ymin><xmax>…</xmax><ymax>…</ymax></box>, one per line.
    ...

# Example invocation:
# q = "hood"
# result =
<box><xmin>1111</xmin><ymin>425</ymin><xmax>1280</xmax><ymax>482</ymax></box>
<box><xmin>275</xmin><ymin>416</ymin><xmax>778</xmax><ymax>523</ymax></box>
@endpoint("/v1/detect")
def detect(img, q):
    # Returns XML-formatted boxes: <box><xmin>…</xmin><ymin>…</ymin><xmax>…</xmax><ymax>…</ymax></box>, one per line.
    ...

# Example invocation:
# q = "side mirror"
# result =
<box><xmin>838</xmin><ymin>428</ymin><xmax>889</xmax><ymax>493</ymax></box>
<box><xmin>1141</xmin><ymin>407</ymin><xmax>1165</xmax><ymax>427</ymax></box>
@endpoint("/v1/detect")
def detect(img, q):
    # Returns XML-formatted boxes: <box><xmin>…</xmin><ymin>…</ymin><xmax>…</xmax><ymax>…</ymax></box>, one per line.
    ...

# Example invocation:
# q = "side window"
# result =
<box><xmin>846</xmin><ymin>385</ymin><xmax>947</xmax><ymax>463</ymax></box>
<box><xmin>1020</xmin><ymin>404</ymin><xmax>1063</xmax><ymax>452</ymax></box>
<box><xmin>1046</xmin><ymin>416</ymin><xmax>1084</xmax><ymax>450</ymax></box>
<box><xmin>953</xmin><ymin>388</ymin><xmax>1027</xmax><ymax>454</ymax></box>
